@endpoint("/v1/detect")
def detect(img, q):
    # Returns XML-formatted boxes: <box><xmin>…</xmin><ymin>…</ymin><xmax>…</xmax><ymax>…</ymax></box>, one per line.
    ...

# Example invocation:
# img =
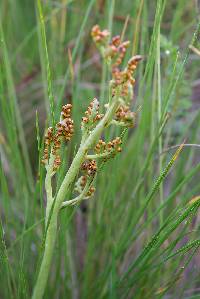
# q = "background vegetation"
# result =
<box><xmin>0</xmin><ymin>0</ymin><xmax>200</xmax><ymax>298</ymax></box>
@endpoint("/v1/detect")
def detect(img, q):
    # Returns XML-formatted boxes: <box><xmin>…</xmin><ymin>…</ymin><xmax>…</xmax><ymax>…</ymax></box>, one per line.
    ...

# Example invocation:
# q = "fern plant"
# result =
<box><xmin>32</xmin><ymin>25</ymin><xmax>142</xmax><ymax>299</ymax></box>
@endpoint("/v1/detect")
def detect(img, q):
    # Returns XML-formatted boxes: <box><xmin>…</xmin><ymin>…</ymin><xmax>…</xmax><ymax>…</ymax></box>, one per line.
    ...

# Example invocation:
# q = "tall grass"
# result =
<box><xmin>0</xmin><ymin>0</ymin><xmax>200</xmax><ymax>298</ymax></box>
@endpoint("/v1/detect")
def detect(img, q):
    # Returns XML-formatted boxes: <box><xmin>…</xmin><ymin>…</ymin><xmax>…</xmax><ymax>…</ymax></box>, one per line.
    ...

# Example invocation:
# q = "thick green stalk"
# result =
<box><xmin>32</xmin><ymin>213</ymin><xmax>57</xmax><ymax>299</ymax></box>
<box><xmin>32</xmin><ymin>98</ymin><xmax>119</xmax><ymax>299</ymax></box>
<box><xmin>45</xmin><ymin>153</ymin><xmax>54</xmax><ymax>226</ymax></box>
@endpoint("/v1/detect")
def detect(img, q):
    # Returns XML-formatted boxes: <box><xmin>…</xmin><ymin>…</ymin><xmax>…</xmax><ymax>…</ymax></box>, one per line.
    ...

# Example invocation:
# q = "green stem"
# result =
<box><xmin>61</xmin><ymin>178</ymin><xmax>92</xmax><ymax>208</ymax></box>
<box><xmin>86</xmin><ymin>151</ymin><xmax>112</xmax><ymax>160</ymax></box>
<box><xmin>32</xmin><ymin>98</ymin><xmax>119</xmax><ymax>299</ymax></box>
<box><xmin>32</xmin><ymin>213</ymin><xmax>57</xmax><ymax>299</ymax></box>
<box><xmin>45</xmin><ymin>154</ymin><xmax>54</xmax><ymax>227</ymax></box>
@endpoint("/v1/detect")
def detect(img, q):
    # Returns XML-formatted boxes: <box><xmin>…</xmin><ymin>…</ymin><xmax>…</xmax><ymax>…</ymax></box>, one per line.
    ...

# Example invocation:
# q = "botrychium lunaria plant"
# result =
<box><xmin>32</xmin><ymin>25</ymin><xmax>142</xmax><ymax>299</ymax></box>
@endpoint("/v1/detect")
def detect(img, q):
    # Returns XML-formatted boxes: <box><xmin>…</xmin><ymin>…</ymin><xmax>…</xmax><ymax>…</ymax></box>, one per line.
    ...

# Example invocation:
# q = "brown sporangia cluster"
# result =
<box><xmin>75</xmin><ymin>176</ymin><xmax>96</xmax><ymax>198</ymax></box>
<box><xmin>74</xmin><ymin>160</ymin><xmax>97</xmax><ymax>199</ymax></box>
<box><xmin>81</xmin><ymin>160</ymin><xmax>97</xmax><ymax>176</ymax></box>
<box><xmin>81</xmin><ymin>98</ymin><xmax>104</xmax><ymax>129</ymax></box>
<box><xmin>91</xmin><ymin>25</ymin><xmax>142</xmax><ymax>92</ymax></box>
<box><xmin>91</xmin><ymin>24</ymin><xmax>109</xmax><ymax>45</ymax></box>
<box><xmin>91</xmin><ymin>25</ymin><xmax>130</xmax><ymax>69</ymax></box>
<box><xmin>42</xmin><ymin>127</ymin><xmax>54</xmax><ymax>164</ymax></box>
<box><xmin>42</xmin><ymin>104</ymin><xmax>74</xmax><ymax>171</ymax></box>
<box><xmin>94</xmin><ymin>137</ymin><xmax>122</xmax><ymax>159</ymax></box>
<box><xmin>106</xmin><ymin>37</ymin><xmax>130</xmax><ymax>68</ymax></box>
<box><xmin>51</xmin><ymin>135</ymin><xmax>61</xmax><ymax>171</ymax></box>
<box><xmin>111</xmin><ymin>55</ymin><xmax>142</xmax><ymax>95</ymax></box>
<box><xmin>57</xmin><ymin>104</ymin><xmax>74</xmax><ymax>141</ymax></box>
<box><xmin>91</xmin><ymin>25</ymin><xmax>142</xmax><ymax>130</ymax></box>
<box><xmin>115</xmin><ymin>105</ymin><xmax>136</xmax><ymax>127</ymax></box>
